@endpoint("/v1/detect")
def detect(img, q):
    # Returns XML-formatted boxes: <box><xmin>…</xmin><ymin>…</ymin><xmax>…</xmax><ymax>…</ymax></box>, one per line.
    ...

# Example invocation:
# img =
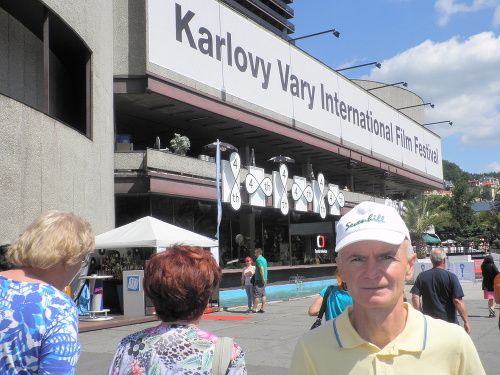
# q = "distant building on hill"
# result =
<box><xmin>425</xmin><ymin>190</ymin><xmax>452</xmax><ymax>197</ymax></box>
<box><xmin>423</xmin><ymin>180</ymin><xmax>454</xmax><ymax>197</ymax></box>
<box><xmin>467</xmin><ymin>177</ymin><xmax>499</xmax><ymax>200</ymax></box>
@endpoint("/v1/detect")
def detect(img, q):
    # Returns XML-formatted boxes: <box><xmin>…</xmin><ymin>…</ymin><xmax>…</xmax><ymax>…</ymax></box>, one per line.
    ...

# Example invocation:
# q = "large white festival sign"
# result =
<box><xmin>148</xmin><ymin>0</ymin><xmax>443</xmax><ymax>182</ymax></box>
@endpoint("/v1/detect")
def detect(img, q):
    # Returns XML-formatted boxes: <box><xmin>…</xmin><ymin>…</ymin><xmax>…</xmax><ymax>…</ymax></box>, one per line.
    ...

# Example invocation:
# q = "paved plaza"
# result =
<box><xmin>77</xmin><ymin>279</ymin><xmax>500</xmax><ymax>374</ymax></box>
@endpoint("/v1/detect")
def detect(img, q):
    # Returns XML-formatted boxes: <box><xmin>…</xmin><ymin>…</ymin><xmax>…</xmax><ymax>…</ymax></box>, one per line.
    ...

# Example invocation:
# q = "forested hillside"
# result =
<box><xmin>443</xmin><ymin>160</ymin><xmax>500</xmax><ymax>183</ymax></box>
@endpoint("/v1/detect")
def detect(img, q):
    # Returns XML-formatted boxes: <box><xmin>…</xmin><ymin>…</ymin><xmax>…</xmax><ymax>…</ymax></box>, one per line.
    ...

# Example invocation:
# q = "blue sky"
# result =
<box><xmin>292</xmin><ymin>0</ymin><xmax>500</xmax><ymax>175</ymax></box>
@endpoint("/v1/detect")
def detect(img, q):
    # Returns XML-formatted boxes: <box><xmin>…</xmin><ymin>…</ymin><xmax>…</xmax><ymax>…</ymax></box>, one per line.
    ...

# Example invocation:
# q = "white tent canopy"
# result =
<box><xmin>94</xmin><ymin>216</ymin><xmax>218</xmax><ymax>249</ymax></box>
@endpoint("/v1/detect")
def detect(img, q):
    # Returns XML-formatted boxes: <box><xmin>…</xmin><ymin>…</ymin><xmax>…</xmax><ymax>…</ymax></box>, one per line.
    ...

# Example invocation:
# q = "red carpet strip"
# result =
<box><xmin>202</xmin><ymin>315</ymin><xmax>253</xmax><ymax>321</ymax></box>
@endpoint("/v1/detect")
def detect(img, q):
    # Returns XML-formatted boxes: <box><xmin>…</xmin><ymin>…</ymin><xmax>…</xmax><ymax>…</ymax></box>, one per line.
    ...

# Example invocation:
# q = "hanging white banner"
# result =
<box><xmin>245</xmin><ymin>166</ymin><xmax>272</xmax><ymax>207</ymax></box>
<box><xmin>222</xmin><ymin>152</ymin><xmax>241</xmax><ymax>210</ymax></box>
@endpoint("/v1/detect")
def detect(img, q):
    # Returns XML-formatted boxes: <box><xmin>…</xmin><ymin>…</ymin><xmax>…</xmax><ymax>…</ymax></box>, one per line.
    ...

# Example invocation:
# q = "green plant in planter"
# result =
<box><xmin>170</xmin><ymin>133</ymin><xmax>190</xmax><ymax>156</ymax></box>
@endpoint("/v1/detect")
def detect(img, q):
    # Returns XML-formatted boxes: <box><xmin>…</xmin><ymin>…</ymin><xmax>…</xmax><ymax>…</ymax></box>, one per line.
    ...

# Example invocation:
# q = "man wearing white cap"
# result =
<box><xmin>290</xmin><ymin>201</ymin><xmax>485</xmax><ymax>375</ymax></box>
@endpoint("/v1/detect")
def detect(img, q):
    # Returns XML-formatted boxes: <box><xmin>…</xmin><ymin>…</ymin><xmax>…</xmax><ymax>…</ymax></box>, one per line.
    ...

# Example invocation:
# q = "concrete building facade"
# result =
<box><xmin>0</xmin><ymin>0</ymin><xmax>115</xmax><ymax>244</ymax></box>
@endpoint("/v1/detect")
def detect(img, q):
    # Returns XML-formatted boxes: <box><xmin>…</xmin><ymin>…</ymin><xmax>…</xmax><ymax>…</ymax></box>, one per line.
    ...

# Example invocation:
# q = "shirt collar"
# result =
<box><xmin>333</xmin><ymin>302</ymin><xmax>427</xmax><ymax>353</ymax></box>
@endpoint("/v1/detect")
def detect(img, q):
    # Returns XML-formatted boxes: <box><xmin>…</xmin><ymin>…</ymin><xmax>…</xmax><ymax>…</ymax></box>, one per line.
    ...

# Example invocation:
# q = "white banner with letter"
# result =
<box><xmin>148</xmin><ymin>0</ymin><xmax>443</xmax><ymax>181</ymax></box>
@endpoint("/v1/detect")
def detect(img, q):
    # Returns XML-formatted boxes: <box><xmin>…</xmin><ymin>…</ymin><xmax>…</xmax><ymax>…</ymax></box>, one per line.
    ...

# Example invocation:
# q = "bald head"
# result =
<box><xmin>430</xmin><ymin>248</ymin><xmax>447</xmax><ymax>267</ymax></box>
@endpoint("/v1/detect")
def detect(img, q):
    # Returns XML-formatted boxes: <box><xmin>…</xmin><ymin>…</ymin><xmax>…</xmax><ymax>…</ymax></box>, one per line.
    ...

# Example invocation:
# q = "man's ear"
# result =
<box><xmin>406</xmin><ymin>253</ymin><xmax>416</xmax><ymax>280</ymax></box>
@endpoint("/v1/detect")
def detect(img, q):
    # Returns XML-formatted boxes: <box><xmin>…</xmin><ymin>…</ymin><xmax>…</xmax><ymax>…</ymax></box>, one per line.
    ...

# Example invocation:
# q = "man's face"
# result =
<box><xmin>337</xmin><ymin>240</ymin><xmax>415</xmax><ymax>310</ymax></box>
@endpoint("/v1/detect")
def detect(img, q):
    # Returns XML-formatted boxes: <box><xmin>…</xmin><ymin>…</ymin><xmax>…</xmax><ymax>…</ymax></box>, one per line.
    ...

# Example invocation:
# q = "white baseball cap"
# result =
<box><xmin>335</xmin><ymin>201</ymin><xmax>410</xmax><ymax>252</ymax></box>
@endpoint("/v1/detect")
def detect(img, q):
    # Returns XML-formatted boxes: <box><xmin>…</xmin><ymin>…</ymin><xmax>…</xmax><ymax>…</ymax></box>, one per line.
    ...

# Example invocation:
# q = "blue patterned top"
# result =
<box><xmin>108</xmin><ymin>324</ymin><xmax>247</xmax><ymax>375</ymax></box>
<box><xmin>0</xmin><ymin>275</ymin><xmax>80</xmax><ymax>374</ymax></box>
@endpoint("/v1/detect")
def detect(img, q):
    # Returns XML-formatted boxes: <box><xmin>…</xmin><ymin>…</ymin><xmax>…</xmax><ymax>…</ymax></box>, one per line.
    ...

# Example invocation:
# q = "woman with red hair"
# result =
<box><xmin>108</xmin><ymin>245</ymin><xmax>247</xmax><ymax>374</ymax></box>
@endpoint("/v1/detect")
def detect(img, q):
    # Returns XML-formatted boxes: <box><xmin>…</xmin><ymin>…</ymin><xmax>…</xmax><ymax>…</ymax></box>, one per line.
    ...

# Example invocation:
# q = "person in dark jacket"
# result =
<box><xmin>481</xmin><ymin>255</ymin><xmax>499</xmax><ymax>317</ymax></box>
<box><xmin>411</xmin><ymin>248</ymin><xmax>471</xmax><ymax>332</ymax></box>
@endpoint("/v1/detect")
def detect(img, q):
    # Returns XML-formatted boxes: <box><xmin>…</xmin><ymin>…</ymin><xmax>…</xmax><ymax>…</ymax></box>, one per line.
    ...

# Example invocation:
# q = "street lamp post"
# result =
<box><xmin>422</xmin><ymin>120</ymin><xmax>452</xmax><ymax>126</ymax></box>
<box><xmin>367</xmin><ymin>82</ymin><xmax>408</xmax><ymax>91</ymax></box>
<box><xmin>289</xmin><ymin>28</ymin><xmax>340</xmax><ymax>42</ymax></box>
<box><xmin>397</xmin><ymin>102</ymin><xmax>434</xmax><ymax>110</ymax></box>
<box><xmin>337</xmin><ymin>62</ymin><xmax>381</xmax><ymax>72</ymax></box>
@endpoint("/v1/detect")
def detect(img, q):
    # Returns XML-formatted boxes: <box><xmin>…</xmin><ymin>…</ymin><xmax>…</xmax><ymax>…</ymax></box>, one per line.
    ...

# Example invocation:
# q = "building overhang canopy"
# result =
<box><xmin>114</xmin><ymin>75</ymin><xmax>443</xmax><ymax>198</ymax></box>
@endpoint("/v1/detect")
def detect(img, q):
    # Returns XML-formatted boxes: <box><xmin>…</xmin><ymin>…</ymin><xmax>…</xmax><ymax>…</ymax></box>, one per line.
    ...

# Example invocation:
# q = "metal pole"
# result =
<box><xmin>229</xmin><ymin>210</ymin><xmax>233</xmax><ymax>260</ymax></box>
<box><xmin>288</xmin><ymin>212</ymin><xmax>292</xmax><ymax>266</ymax></box>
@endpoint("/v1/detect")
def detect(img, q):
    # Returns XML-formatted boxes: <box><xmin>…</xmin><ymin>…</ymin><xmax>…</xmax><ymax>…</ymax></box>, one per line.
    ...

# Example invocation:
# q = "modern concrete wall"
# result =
<box><xmin>113</xmin><ymin>0</ymin><xmax>147</xmax><ymax>75</ymax></box>
<box><xmin>0</xmin><ymin>1</ymin><xmax>115</xmax><ymax>244</ymax></box>
<box><xmin>0</xmin><ymin>9</ymin><xmax>44</xmax><ymax>111</ymax></box>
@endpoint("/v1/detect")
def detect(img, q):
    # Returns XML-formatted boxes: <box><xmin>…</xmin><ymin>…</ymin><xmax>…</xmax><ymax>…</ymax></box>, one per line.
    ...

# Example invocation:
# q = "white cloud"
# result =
<box><xmin>479</xmin><ymin>161</ymin><xmax>500</xmax><ymax>172</ymax></box>
<box><xmin>494</xmin><ymin>5</ymin><xmax>500</xmax><ymax>26</ymax></box>
<box><xmin>435</xmin><ymin>0</ymin><xmax>499</xmax><ymax>26</ymax></box>
<box><xmin>366</xmin><ymin>32</ymin><xmax>500</xmax><ymax>146</ymax></box>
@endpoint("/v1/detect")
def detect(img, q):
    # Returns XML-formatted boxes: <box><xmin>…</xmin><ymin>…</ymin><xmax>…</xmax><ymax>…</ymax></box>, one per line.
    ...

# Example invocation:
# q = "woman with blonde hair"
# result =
<box><xmin>308</xmin><ymin>270</ymin><xmax>353</xmax><ymax>321</ymax></box>
<box><xmin>0</xmin><ymin>210</ymin><xmax>95</xmax><ymax>374</ymax></box>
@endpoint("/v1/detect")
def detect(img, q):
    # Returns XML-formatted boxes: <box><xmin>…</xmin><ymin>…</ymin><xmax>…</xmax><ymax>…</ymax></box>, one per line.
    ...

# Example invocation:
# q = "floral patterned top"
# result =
<box><xmin>108</xmin><ymin>324</ymin><xmax>247</xmax><ymax>375</ymax></box>
<box><xmin>0</xmin><ymin>275</ymin><xmax>80</xmax><ymax>374</ymax></box>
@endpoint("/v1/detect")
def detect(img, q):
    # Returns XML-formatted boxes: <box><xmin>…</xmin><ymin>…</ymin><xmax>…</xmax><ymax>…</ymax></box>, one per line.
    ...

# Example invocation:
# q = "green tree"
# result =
<box><xmin>403</xmin><ymin>195</ymin><xmax>446</xmax><ymax>259</ymax></box>
<box><xmin>469</xmin><ymin>186</ymin><xmax>492</xmax><ymax>202</ymax></box>
<box><xmin>479</xmin><ymin>188</ymin><xmax>493</xmax><ymax>201</ymax></box>
<box><xmin>478</xmin><ymin>210</ymin><xmax>500</xmax><ymax>233</ymax></box>
<box><xmin>493</xmin><ymin>189</ymin><xmax>500</xmax><ymax>213</ymax></box>
<box><xmin>449</xmin><ymin>180</ymin><xmax>477</xmax><ymax>234</ymax></box>
<box><xmin>443</xmin><ymin>160</ymin><xmax>473</xmax><ymax>183</ymax></box>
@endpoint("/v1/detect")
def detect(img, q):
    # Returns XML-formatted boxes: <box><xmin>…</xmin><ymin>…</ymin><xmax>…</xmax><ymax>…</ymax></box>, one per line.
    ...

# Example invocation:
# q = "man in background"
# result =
<box><xmin>252</xmin><ymin>248</ymin><xmax>267</xmax><ymax>313</ymax></box>
<box><xmin>411</xmin><ymin>248</ymin><xmax>471</xmax><ymax>333</ymax></box>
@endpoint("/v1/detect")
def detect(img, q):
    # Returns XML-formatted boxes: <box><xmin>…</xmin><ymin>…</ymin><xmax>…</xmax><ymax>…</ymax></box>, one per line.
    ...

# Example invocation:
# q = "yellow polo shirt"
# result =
<box><xmin>291</xmin><ymin>303</ymin><xmax>485</xmax><ymax>375</ymax></box>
